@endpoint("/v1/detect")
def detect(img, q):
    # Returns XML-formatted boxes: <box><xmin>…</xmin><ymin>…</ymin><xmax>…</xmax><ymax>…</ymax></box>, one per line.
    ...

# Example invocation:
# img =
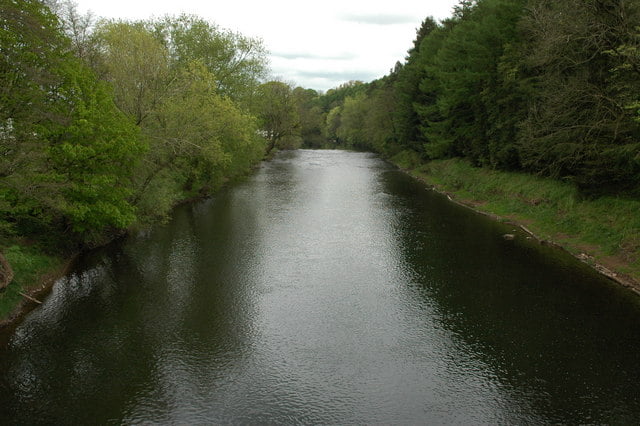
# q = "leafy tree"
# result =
<box><xmin>45</xmin><ymin>0</ymin><xmax>99</xmax><ymax>65</ymax></box>
<box><xmin>254</xmin><ymin>81</ymin><xmax>300</xmax><ymax>155</ymax></box>
<box><xmin>318</xmin><ymin>80</ymin><xmax>367</xmax><ymax>112</ymax></box>
<box><xmin>47</xmin><ymin>63</ymin><xmax>143</xmax><ymax>239</ymax></box>
<box><xmin>324</xmin><ymin>106</ymin><xmax>343</xmax><ymax>145</ymax></box>
<box><xmin>365</xmin><ymin>78</ymin><xmax>398</xmax><ymax>155</ymax></box>
<box><xmin>392</xmin><ymin>17</ymin><xmax>439</xmax><ymax>154</ymax></box>
<box><xmin>94</xmin><ymin>21</ymin><xmax>170</xmax><ymax>125</ymax></box>
<box><xmin>153</xmin><ymin>15</ymin><xmax>269</xmax><ymax>107</ymax></box>
<box><xmin>131</xmin><ymin>62</ymin><xmax>263</xmax><ymax>222</ymax></box>
<box><xmin>293</xmin><ymin>87</ymin><xmax>325</xmax><ymax>148</ymax></box>
<box><xmin>420</xmin><ymin>0</ymin><xmax>526</xmax><ymax>165</ymax></box>
<box><xmin>1</xmin><ymin>0</ymin><xmax>143</xmax><ymax>244</ymax></box>
<box><xmin>336</xmin><ymin>92</ymin><xmax>370</xmax><ymax>149</ymax></box>
<box><xmin>518</xmin><ymin>0</ymin><xmax>640</xmax><ymax>192</ymax></box>
<box><xmin>1</xmin><ymin>0</ymin><xmax>67</xmax><ymax>182</ymax></box>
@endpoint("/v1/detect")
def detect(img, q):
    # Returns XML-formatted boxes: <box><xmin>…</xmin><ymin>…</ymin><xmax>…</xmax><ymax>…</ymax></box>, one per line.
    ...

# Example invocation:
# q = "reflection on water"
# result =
<box><xmin>1</xmin><ymin>150</ymin><xmax>640</xmax><ymax>424</ymax></box>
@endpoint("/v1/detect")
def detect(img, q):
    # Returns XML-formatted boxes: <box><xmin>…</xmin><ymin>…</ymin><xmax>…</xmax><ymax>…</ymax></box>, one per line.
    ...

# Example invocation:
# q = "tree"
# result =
<box><xmin>518</xmin><ymin>0</ymin><xmax>640</xmax><ymax>192</ymax></box>
<box><xmin>365</xmin><ymin>79</ymin><xmax>398</xmax><ymax>155</ymax></box>
<box><xmin>94</xmin><ymin>21</ymin><xmax>170</xmax><ymax>126</ymax></box>
<box><xmin>393</xmin><ymin>17</ymin><xmax>440</xmax><ymax>154</ymax></box>
<box><xmin>142</xmin><ymin>62</ymin><xmax>261</xmax><ymax>193</ymax></box>
<box><xmin>47</xmin><ymin>63</ymin><xmax>144</xmax><ymax>239</ymax></box>
<box><xmin>254</xmin><ymin>81</ymin><xmax>300</xmax><ymax>155</ymax></box>
<box><xmin>292</xmin><ymin>87</ymin><xmax>325</xmax><ymax>148</ymax></box>
<box><xmin>417</xmin><ymin>0</ymin><xmax>526</xmax><ymax>165</ymax></box>
<box><xmin>336</xmin><ymin>92</ymin><xmax>370</xmax><ymax>149</ymax></box>
<box><xmin>154</xmin><ymin>15</ymin><xmax>269</xmax><ymax>107</ymax></box>
<box><xmin>45</xmin><ymin>0</ymin><xmax>99</xmax><ymax>65</ymax></box>
<box><xmin>1</xmin><ymin>0</ymin><xmax>67</xmax><ymax>180</ymax></box>
<box><xmin>1</xmin><ymin>0</ymin><xmax>144</xmax><ymax>244</ymax></box>
<box><xmin>324</xmin><ymin>106</ymin><xmax>342</xmax><ymax>145</ymax></box>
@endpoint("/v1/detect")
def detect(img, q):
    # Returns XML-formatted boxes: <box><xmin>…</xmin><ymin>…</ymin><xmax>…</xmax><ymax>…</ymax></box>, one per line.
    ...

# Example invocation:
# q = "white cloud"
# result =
<box><xmin>338</xmin><ymin>12</ymin><xmax>417</xmax><ymax>25</ymax></box>
<box><xmin>73</xmin><ymin>0</ymin><xmax>459</xmax><ymax>91</ymax></box>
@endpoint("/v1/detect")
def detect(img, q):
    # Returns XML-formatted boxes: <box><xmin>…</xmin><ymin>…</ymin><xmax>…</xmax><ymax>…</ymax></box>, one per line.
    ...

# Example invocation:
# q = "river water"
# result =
<box><xmin>1</xmin><ymin>150</ymin><xmax>640</xmax><ymax>424</ymax></box>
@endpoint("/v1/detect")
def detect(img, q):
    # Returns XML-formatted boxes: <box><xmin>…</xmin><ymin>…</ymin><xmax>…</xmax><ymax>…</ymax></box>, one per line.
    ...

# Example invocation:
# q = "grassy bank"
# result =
<box><xmin>391</xmin><ymin>151</ymin><xmax>640</xmax><ymax>289</ymax></box>
<box><xmin>0</xmin><ymin>245</ymin><xmax>64</xmax><ymax>322</ymax></box>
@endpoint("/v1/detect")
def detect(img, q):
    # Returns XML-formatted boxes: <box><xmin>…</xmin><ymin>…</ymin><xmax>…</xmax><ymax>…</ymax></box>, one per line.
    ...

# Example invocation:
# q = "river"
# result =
<box><xmin>1</xmin><ymin>149</ymin><xmax>640</xmax><ymax>424</ymax></box>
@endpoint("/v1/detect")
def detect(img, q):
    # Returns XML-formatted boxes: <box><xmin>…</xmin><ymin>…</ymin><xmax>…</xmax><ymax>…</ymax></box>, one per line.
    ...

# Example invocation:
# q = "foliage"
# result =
<box><xmin>47</xmin><ymin>63</ymin><xmax>143</xmax><ymax>238</ymax></box>
<box><xmin>92</xmin><ymin>18</ymin><xmax>266</xmax><ymax>223</ymax></box>
<box><xmin>152</xmin><ymin>14</ymin><xmax>269</xmax><ymax>107</ymax></box>
<box><xmin>1</xmin><ymin>0</ymin><xmax>144</xmax><ymax>245</ymax></box>
<box><xmin>318</xmin><ymin>80</ymin><xmax>367</xmax><ymax>111</ymax></box>
<box><xmin>392</xmin><ymin>17</ymin><xmax>440</xmax><ymax>155</ymax></box>
<box><xmin>293</xmin><ymin>88</ymin><xmax>325</xmax><ymax>148</ymax></box>
<box><xmin>1</xmin><ymin>2</ymin><xmax>273</xmax><ymax>316</ymax></box>
<box><xmin>94</xmin><ymin>21</ymin><xmax>170</xmax><ymax>126</ymax></box>
<box><xmin>318</xmin><ymin>0</ymin><xmax>640</xmax><ymax>196</ymax></box>
<box><xmin>254</xmin><ymin>81</ymin><xmax>300</xmax><ymax>155</ymax></box>
<box><xmin>336</xmin><ymin>92</ymin><xmax>369</xmax><ymax>149</ymax></box>
<box><xmin>518</xmin><ymin>0</ymin><xmax>640</xmax><ymax>192</ymax></box>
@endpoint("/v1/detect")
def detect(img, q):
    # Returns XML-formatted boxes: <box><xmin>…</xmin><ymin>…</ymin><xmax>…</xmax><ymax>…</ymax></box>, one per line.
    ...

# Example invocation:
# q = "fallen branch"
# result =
<box><xmin>519</xmin><ymin>224</ymin><xmax>535</xmax><ymax>237</ymax></box>
<box><xmin>19</xmin><ymin>292</ymin><xmax>42</xmax><ymax>305</ymax></box>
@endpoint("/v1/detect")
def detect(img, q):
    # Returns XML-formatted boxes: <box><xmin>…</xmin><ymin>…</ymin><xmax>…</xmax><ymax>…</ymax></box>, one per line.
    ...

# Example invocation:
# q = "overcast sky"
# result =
<box><xmin>73</xmin><ymin>0</ymin><xmax>459</xmax><ymax>92</ymax></box>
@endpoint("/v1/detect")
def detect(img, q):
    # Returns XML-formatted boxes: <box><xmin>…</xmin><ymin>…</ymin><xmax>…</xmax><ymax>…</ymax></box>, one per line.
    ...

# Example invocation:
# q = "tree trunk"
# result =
<box><xmin>0</xmin><ymin>252</ymin><xmax>14</xmax><ymax>290</ymax></box>
<box><xmin>265</xmin><ymin>137</ymin><xmax>278</xmax><ymax>156</ymax></box>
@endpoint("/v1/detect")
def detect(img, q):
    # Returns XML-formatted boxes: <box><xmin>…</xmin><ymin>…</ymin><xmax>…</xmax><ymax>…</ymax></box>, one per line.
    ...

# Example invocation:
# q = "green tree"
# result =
<box><xmin>365</xmin><ymin>79</ymin><xmax>398</xmax><ymax>155</ymax></box>
<box><xmin>47</xmin><ymin>64</ymin><xmax>144</xmax><ymax>240</ymax></box>
<box><xmin>519</xmin><ymin>0</ymin><xmax>640</xmax><ymax>192</ymax></box>
<box><xmin>1</xmin><ymin>0</ymin><xmax>144</xmax><ymax>244</ymax></box>
<box><xmin>1</xmin><ymin>0</ymin><xmax>67</xmax><ymax>181</ymax></box>
<box><xmin>420</xmin><ymin>0</ymin><xmax>526</xmax><ymax>165</ymax></box>
<box><xmin>46</xmin><ymin>0</ymin><xmax>99</xmax><ymax>65</ymax></box>
<box><xmin>324</xmin><ymin>106</ymin><xmax>343</xmax><ymax>145</ymax></box>
<box><xmin>255</xmin><ymin>81</ymin><xmax>300</xmax><ymax>155</ymax></box>
<box><xmin>94</xmin><ymin>21</ymin><xmax>170</xmax><ymax>125</ymax></box>
<box><xmin>154</xmin><ymin>15</ymin><xmax>269</xmax><ymax>107</ymax></box>
<box><xmin>392</xmin><ymin>17</ymin><xmax>439</xmax><ymax>154</ymax></box>
<box><xmin>336</xmin><ymin>92</ymin><xmax>371</xmax><ymax>150</ymax></box>
<box><xmin>293</xmin><ymin>87</ymin><xmax>325</xmax><ymax>148</ymax></box>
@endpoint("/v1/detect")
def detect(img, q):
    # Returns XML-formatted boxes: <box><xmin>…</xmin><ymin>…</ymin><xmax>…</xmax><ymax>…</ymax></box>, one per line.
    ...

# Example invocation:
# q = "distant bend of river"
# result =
<box><xmin>1</xmin><ymin>149</ymin><xmax>640</xmax><ymax>424</ymax></box>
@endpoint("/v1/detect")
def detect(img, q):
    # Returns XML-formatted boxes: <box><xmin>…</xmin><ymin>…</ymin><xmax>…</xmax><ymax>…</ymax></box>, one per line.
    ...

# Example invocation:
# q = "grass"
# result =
<box><xmin>391</xmin><ymin>152</ymin><xmax>640</xmax><ymax>282</ymax></box>
<box><xmin>0</xmin><ymin>245</ymin><xmax>62</xmax><ymax>320</ymax></box>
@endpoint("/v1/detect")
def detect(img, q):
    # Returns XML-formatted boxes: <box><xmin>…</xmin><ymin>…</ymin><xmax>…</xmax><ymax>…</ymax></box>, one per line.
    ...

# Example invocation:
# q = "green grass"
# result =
<box><xmin>0</xmin><ymin>245</ymin><xmax>62</xmax><ymax>319</ymax></box>
<box><xmin>391</xmin><ymin>153</ymin><xmax>640</xmax><ymax>281</ymax></box>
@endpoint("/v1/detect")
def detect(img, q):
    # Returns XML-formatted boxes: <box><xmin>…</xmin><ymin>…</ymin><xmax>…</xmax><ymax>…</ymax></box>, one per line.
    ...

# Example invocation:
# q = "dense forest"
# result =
<box><xmin>313</xmin><ymin>0</ymin><xmax>640</xmax><ymax>196</ymax></box>
<box><xmin>301</xmin><ymin>0</ymin><xmax>640</xmax><ymax>198</ymax></box>
<box><xmin>1</xmin><ymin>0</ymin><xmax>640</xmax><ymax>267</ymax></box>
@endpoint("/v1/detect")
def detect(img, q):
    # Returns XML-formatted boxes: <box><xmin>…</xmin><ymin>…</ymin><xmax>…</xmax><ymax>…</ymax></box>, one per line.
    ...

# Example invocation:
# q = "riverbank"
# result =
<box><xmin>0</xmin><ymin>245</ymin><xmax>72</xmax><ymax>330</ymax></box>
<box><xmin>390</xmin><ymin>152</ymin><xmax>640</xmax><ymax>295</ymax></box>
<box><xmin>0</xmin><ymin>156</ymin><xmax>268</xmax><ymax>329</ymax></box>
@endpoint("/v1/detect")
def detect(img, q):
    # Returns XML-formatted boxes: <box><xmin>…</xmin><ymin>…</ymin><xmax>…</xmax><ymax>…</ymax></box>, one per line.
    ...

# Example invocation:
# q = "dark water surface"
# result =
<box><xmin>2</xmin><ymin>150</ymin><xmax>640</xmax><ymax>424</ymax></box>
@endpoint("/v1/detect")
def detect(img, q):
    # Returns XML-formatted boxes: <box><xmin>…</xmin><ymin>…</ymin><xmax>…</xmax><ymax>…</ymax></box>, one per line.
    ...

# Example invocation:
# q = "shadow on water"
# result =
<box><xmin>0</xmin><ymin>187</ymin><xmax>265</xmax><ymax>423</ymax></box>
<box><xmin>381</xmin><ymin>169</ymin><xmax>640</xmax><ymax>423</ymax></box>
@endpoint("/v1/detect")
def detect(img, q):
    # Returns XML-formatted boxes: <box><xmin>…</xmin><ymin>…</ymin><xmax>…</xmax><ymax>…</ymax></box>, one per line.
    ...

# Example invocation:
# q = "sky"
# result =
<box><xmin>73</xmin><ymin>0</ymin><xmax>460</xmax><ymax>92</ymax></box>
